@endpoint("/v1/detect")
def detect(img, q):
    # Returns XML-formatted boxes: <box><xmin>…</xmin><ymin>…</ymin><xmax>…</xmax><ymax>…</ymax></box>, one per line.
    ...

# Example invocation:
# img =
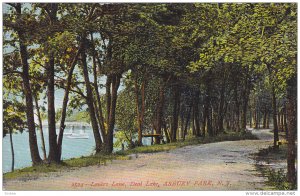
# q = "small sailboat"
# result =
<box><xmin>64</xmin><ymin>126</ymin><xmax>74</xmax><ymax>136</ymax></box>
<box><xmin>67</xmin><ymin>125</ymin><xmax>89</xmax><ymax>139</ymax></box>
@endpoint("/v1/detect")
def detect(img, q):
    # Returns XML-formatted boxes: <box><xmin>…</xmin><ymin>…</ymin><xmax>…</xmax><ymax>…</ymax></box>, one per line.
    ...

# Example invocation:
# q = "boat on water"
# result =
<box><xmin>63</xmin><ymin>126</ymin><xmax>74</xmax><ymax>136</ymax></box>
<box><xmin>66</xmin><ymin>126</ymin><xmax>89</xmax><ymax>139</ymax></box>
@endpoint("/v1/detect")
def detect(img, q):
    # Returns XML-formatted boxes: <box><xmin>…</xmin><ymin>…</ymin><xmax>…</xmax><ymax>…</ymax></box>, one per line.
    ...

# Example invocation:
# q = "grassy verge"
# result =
<box><xmin>4</xmin><ymin>131</ymin><xmax>257</xmax><ymax>180</ymax></box>
<box><xmin>255</xmin><ymin>144</ymin><xmax>296</xmax><ymax>190</ymax></box>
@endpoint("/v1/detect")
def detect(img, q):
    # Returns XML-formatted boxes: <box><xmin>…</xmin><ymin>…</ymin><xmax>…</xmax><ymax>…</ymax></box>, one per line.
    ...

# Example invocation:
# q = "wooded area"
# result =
<box><xmin>3</xmin><ymin>3</ymin><xmax>297</xmax><ymax>188</ymax></box>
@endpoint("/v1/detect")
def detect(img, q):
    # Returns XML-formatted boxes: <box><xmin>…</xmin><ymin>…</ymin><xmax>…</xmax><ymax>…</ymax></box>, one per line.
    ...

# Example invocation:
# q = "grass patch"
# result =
<box><xmin>3</xmin><ymin>163</ymin><xmax>67</xmax><ymax>180</ymax></box>
<box><xmin>120</xmin><ymin>131</ymin><xmax>257</xmax><ymax>155</ymax></box>
<box><xmin>4</xmin><ymin>130</ymin><xmax>257</xmax><ymax>180</ymax></box>
<box><xmin>255</xmin><ymin>144</ymin><xmax>296</xmax><ymax>190</ymax></box>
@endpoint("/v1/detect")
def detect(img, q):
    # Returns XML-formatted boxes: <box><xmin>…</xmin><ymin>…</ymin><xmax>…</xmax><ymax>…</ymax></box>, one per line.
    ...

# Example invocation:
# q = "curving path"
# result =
<box><xmin>3</xmin><ymin>129</ymin><xmax>273</xmax><ymax>191</ymax></box>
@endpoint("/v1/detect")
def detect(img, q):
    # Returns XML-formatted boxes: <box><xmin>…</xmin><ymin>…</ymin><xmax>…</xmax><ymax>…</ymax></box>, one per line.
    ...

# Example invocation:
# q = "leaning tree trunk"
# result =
<box><xmin>16</xmin><ymin>3</ymin><xmax>41</xmax><ymax>165</ymax></box>
<box><xmin>34</xmin><ymin>94</ymin><xmax>47</xmax><ymax>161</ymax></box>
<box><xmin>81</xmin><ymin>37</ymin><xmax>102</xmax><ymax>153</ymax></box>
<box><xmin>57</xmin><ymin>46</ymin><xmax>82</xmax><ymax>160</ymax></box>
<box><xmin>286</xmin><ymin>75</ymin><xmax>297</xmax><ymax>188</ymax></box>
<box><xmin>9</xmin><ymin>129</ymin><xmax>15</xmax><ymax>172</ymax></box>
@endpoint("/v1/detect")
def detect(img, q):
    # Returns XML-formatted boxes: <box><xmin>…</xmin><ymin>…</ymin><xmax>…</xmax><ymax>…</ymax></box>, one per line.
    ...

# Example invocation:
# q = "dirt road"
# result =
<box><xmin>3</xmin><ymin>129</ymin><xmax>273</xmax><ymax>191</ymax></box>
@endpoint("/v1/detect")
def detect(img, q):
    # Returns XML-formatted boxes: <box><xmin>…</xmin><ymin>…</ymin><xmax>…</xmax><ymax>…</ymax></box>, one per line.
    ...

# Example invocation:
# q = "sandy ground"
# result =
<box><xmin>3</xmin><ymin>129</ymin><xmax>274</xmax><ymax>191</ymax></box>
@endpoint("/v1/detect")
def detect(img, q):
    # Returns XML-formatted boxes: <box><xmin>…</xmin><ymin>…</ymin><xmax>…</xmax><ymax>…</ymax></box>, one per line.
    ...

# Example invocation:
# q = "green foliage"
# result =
<box><xmin>66</xmin><ymin>110</ymin><xmax>91</xmax><ymax>123</ymax></box>
<box><xmin>3</xmin><ymin>97</ymin><xmax>26</xmax><ymax>137</ymax></box>
<box><xmin>256</xmin><ymin>144</ymin><xmax>296</xmax><ymax>190</ymax></box>
<box><xmin>115</xmin><ymin>85</ymin><xmax>137</xmax><ymax>148</ymax></box>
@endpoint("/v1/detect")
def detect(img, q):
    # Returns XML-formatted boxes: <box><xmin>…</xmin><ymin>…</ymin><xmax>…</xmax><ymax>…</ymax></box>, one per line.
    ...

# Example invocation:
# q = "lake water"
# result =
<box><xmin>2</xmin><ymin>125</ymin><xmax>152</xmax><ymax>173</ymax></box>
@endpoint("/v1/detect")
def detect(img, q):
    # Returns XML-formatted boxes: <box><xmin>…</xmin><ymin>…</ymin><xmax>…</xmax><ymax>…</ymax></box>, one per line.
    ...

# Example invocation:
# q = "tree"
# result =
<box><xmin>4</xmin><ymin>3</ymin><xmax>42</xmax><ymax>165</ymax></box>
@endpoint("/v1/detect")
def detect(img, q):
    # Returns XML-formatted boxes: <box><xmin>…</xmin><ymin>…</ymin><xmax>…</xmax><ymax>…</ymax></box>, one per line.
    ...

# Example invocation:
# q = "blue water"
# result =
<box><xmin>3</xmin><ymin>126</ymin><xmax>151</xmax><ymax>173</ymax></box>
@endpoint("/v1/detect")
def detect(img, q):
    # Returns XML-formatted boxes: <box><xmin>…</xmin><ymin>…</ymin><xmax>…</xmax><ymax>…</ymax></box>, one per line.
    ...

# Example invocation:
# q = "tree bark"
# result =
<box><xmin>249</xmin><ymin>110</ymin><xmax>252</xmax><ymax>128</ymax></box>
<box><xmin>81</xmin><ymin>37</ymin><xmax>102</xmax><ymax>153</ymax></box>
<box><xmin>217</xmin><ymin>80</ymin><xmax>225</xmax><ymax>134</ymax></box>
<box><xmin>90</xmin><ymin>35</ymin><xmax>106</xmax><ymax>143</ymax></box>
<box><xmin>134</xmin><ymin>76</ymin><xmax>145</xmax><ymax>146</ymax></box>
<box><xmin>263</xmin><ymin>107</ymin><xmax>267</xmax><ymax>129</ymax></box>
<box><xmin>283</xmin><ymin>104</ymin><xmax>288</xmax><ymax>136</ymax></box>
<box><xmin>57</xmin><ymin>46</ymin><xmax>82</xmax><ymax>159</ymax></box>
<box><xmin>234</xmin><ymin>81</ymin><xmax>240</xmax><ymax>132</ymax></box>
<box><xmin>266</xmin><ymin>111</ymin><xmax>270</xmax><ymax>129</ymax></box>
<box><xmin>9</xmin><ymin>129</ymin><xmax>15</xmax><ymax>172</ymax></box>
<box><xmin>271</xmin><ymin>86</ymin><xmax>279</xmax><ymax>150</ymax></box>
<box><xmin>193</xmin><ymin>91</ymin><xmax>201</xmax><ymax>137</ymax></box>
<box><xmin>183</xmin><ymin>106</ymin><xmax>192</xmax><ymax>141</ymax></box>
<box><xmin>106</xmin><ymin>74</ymin><xmax>121</xmax><ymax>153</ymax></box>
<box><xmin>155</xmin><ymin>83</ymin><xmax>165</xmax><ymax>144</ymax></box>
<box><xmin>47</xmin><ymin>54</ymin><xmax>60</xmax><ymax>163</ymax></box>
<box><xmin>16</xmin><ymin>4</ymin><xmax>41</xmax><ymax>165</ymax></box>
<box><xmin>286</xmin><ymin>75</ymin><xmax>297</xmax><ymax>188</ymax></box>
<box><xmin>163</xmin><ymin>122</ymin><xmax>170</xmax><ymax>143</ymax></box>
<box><xmin>171</xmin><ymin>84</ymin><xmax>180</xmax><ymax>142</ymax></box>
<box><xmin>34</xmin><ymin>94</ymin><xmax>47</xmax><ymax>161</ymax></box>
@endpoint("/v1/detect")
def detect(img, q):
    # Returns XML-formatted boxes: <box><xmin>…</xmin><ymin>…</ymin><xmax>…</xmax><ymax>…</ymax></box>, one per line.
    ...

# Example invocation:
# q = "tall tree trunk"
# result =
<box><xmin>280</xmin><ymin>109</ymin><xmax>284</xmax><ymax>132</ymax></box>
<box><xmin>192</xmin><ymin>107</ymin><xmax>196</xmax><ymax>135</ymax></box>
<box><xmin>254</xmin><ymin>108</ymin><xmax>258</xmax><ymax>129</ymax></box>
<box><xmin>266</xmin><ymin>111</ymin><xmax>270</xmax><ymax>129</ymax></box>
<box><xmin>155</xmin><ymin>83</ymin><xmax>165</xmax><ymax>144</ymax></box>
<box><xmin>45</xmin><ymin>2</ymin><xmax>60</xmax><ymax>164</ymax></box>
<box><xmin>202</xmin><ymin>77</ymin><xmax>213</xmax><ymax>136</ymax></box>
<box><xmin>34</xmin><ymin>94</ymin><xmax>47</xmax><ymax>161</ymax></box>
<box><xmin>263</xmin><ymin>107</ymin><xmax>267</xmax><ymax>129</ymax></box>
<box><xmin>180</xmin><ymin>109</ymin><xmax>185</xmax><ymax>139</ymax></box>
<box><xmin>286</xmin><ymin>75</ymin><xmax>297</xmax><ymax>188</ymax></box>
<box><xmin>241</xmin><ymin>95</ymin><xmax>249</xmax><ymax>131</ymax></box>
<box><xmin>217</xmin><ymin>80</ymin><xmax>225</xmax><ymax>134</ymax></box>
<box><xmin>283</xmin><ymin>104</ymin><xmax>288</xmax><ymax>136</ymax></box>
<box><xmin>91</xmin><ymin>33</ymin><xmax>106</xmax><ymax>142</ymax></box>
<box><xmin>57</xmin><ymin>7</ymin><xmax>97</xmax><ymax>157</ymax></box>
<box><xmin>267</xmin><ymin>64</ymin><xmax>279</xmax><ymax>149</ymax></box>
<box><xmin>193</xmin><ymin>91</ymin><xmax>201</xmax><ymax>137</ymax></box>
<box><xmin>81</xmin><ymin>37</ymin><xmax>102</xmax><ymax>153</ymax></box>
<box><xmin>271</xmin><ymin>86</ymin><xmax>279</xmax><ymax>150</ymax></box>
<box><xmin>171</xmin><ymin>84</ymin><xmax>180</xmax><ymax>142</ymax></box>
<box><xmin>47</xmin><ymin>54</ymin><xmax>60</xmax><ymax>163</ymax></box>
<box><xmin>183</xmin><ymin>106</ymin><xmax>192</xmax><ymax>141</ymax></box>
<box><xmin>249</xmin><ymin>110</ymin><xmax>252</xmax><ymax>128</ymax></box>
<box><xmin>234</xmin><ymin>82</ymin><xmax>240</xmax><ymax>132</ymax></box>
<box><xmin>57</xmin><ymin>46</ymin><xmax>82</xmax><ymax>159</ymax></box>
<box><xmin>16</xmin><ymin>4</ymin><xmax>41</xmax><ymax>165</ymax></box>
<box><xmin>205</xmin><ymin>78</ymin><xmax>213</xmax><ymax>136</ymax></box>
<box><xmin>163</xmin><ymin>122</ymin><xmax>170</xmax><ymax>143</ymax></box>
<box><xmin>134</xmin><ymin>78</ymin><xmax>142</xmax><ymax>145</ymax></box>
<box><xmin>106</xmin><ymin>74</ymin><xmax>121</xmax><ymax>153</ymax></box>
<box><xmin>134</xmin><ymin>76</ymin><xmax>144</xmax><ymax>146</ymax></box>
<box><xmin>9</xmin><ymin>129</ymin><xmax>15</xmax><ymax>172</ymax></box>
<box><xmin>207</xmin><ymin>104</ymin><xmax>213</xmax><ymax>137</ymax></box>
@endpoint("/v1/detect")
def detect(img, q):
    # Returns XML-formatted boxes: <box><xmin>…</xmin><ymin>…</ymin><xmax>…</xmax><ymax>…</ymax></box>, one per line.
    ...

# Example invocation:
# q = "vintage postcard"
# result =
<box><xmin>2</xmin><ymin>1</ymin><xmax>297</xmax><ymax>193</ymax></box>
